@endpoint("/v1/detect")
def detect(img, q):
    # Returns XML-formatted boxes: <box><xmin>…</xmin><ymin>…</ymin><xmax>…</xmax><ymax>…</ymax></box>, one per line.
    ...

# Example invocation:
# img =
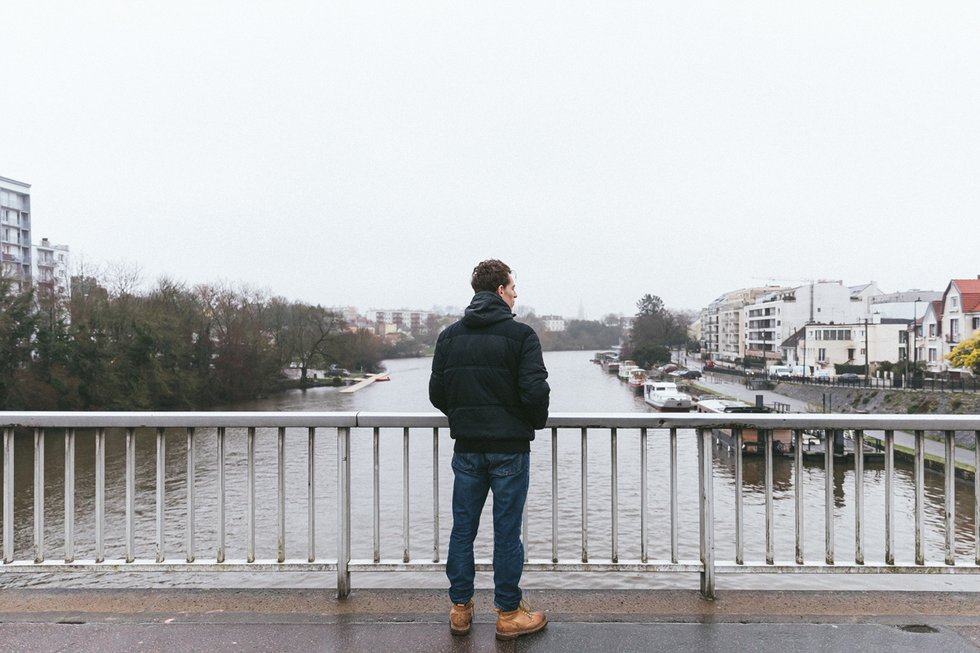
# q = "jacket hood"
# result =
<box><xmin>462</xmin><ymin>291</ymin><xmax>515</xmax><ymax>328</ymax></box>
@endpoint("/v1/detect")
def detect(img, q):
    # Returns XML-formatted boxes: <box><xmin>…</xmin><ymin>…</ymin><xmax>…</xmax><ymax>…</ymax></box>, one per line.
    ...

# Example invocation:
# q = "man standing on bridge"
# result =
<box><xmin>429</xmin><ymin>259</ymin><xmax>550</xmax><ymax>641</ymax></box>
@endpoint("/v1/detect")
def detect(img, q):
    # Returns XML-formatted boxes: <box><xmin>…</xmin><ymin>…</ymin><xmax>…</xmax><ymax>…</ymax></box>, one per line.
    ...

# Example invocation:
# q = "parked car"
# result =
<box><xmin>660</xmin><ymin>364</ymin><xmax>680</xmax><ymax>373</ymax></box>
<box><xmin>837</xmin><ymin>373</ymin><xmax>861</xmax><ymax>385</ymax></box>
<box><xmin>678</xmin><ymin>370</ymin><xmax>702</xmax><ymax>379</ymax></box>
<box><xmin>704</xmin><ymin>360</ymin><xmax>716</xmax><ymax>368</ymax></box>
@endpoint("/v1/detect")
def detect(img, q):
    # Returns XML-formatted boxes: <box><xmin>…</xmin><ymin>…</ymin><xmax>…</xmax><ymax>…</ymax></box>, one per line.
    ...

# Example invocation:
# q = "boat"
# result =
<box><xmin>627</xmin><ymin>368</ymin><xmax>647</xmax><ymax>395</ymax></box>
<box><xmin>643</xmin><ymin>380</ymin><xmax>694</xmax><ymax>412</ymax></box>
<box><xmin>798</xmin><ymin>429</ymin><xmax>884</xmax><ymax>462</ymax></box>
<box><xmin>697</xmin><ymin>398</ymin><xmax>792</xmax><ymax>455</ymax></box>
<box><xmin>600</xmin><ymin>353</ymin><xmax>621</xmax><ymax>375</ymax></box>
<box><xmin>374</xmin><ymin>375</ymin><xmax>390</xmax><ymax>382</ymax></box>
<box><xmin>618</xmin><ymin>360</ymin><xmax>637</xmax><ymax>381</ymax></box>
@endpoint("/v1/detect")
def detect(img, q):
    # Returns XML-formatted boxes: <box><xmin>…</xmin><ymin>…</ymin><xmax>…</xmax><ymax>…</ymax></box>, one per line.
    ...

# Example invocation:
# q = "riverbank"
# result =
<box><xmin>690</xmin><ymin>374</ymin><xmax>978</xmax><ymax>455</ymax></box>
<box><xmin>769</xmin><ymin>382</ymin><xmax>980</xmax><ymax>416</ymax></box>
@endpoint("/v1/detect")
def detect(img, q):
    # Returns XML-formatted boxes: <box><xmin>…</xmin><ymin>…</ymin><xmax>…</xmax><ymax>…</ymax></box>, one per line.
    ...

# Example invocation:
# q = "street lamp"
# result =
<box><xmin>910</xmin><ymin>297</ymin><xmax>921</xmax><ymax>387</ymax></box>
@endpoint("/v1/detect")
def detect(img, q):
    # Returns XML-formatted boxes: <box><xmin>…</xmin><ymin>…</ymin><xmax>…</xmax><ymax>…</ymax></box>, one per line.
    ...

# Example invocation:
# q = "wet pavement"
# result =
<box><xmin>0</xmin><ymin>588</ymin><xmax>977</xmax><ymax>652</ymax></box>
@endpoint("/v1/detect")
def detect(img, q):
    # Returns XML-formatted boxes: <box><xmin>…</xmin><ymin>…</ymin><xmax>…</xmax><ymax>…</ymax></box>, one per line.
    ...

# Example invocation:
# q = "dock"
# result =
<box><xmin>339</xmin><ymin>373</ymin><xmax>388</xmax><ymax>394</ymax></box>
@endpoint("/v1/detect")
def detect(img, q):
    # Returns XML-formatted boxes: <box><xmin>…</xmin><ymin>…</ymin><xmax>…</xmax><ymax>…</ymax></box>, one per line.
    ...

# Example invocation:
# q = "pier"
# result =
<box><xmin>339</xmin><ymin>373</ymin><xmax>389</xmax><ymax>394</ymax></box>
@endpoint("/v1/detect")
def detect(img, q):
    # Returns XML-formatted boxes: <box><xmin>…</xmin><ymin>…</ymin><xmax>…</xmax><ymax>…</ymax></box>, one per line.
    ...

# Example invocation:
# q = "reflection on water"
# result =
<box><xmin>1</xmin><ymin>351</ymin><xmax>976</xmax><ymax>591</ymax></box>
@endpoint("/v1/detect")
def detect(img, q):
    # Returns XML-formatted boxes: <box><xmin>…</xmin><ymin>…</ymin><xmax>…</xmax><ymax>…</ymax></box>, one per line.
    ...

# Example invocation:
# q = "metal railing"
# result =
<box><xmin>1</xmin><ymin>411</ymin><xmax>978</xmax><ymax>599</ymax></box>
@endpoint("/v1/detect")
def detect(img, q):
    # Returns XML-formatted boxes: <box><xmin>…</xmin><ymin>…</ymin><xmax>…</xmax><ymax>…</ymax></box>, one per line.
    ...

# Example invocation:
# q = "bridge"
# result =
<box><xmin>1</xmin><ymin>411</ymin><xmax>978</xmax><ymax>650</ymax></box>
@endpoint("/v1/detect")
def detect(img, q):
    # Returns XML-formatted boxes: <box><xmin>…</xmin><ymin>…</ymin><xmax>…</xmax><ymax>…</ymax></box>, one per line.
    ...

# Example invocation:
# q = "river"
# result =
<box><xmin>2</xmin><ymin>351</ymin><xmax>976</xmax><ymax>591</ymax></box>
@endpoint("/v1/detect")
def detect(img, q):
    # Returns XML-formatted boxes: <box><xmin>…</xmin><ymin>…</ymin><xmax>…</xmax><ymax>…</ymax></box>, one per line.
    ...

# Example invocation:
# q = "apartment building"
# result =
<box><xmin>33</xmin><ymin>237</ymin><xmax>71</xmax><ymax>299</ymax></box>
<box><xmin>744</xmin><ymin>281</ymin><xmax>881</xmax><ymax>362</ymax></box>
<box><xmin>0</xmin><ymin>176</ymin><xmax>32</xmax><ymax>290</ymax></box>
<box><xmin>701</xmin><ymin>286</ymin><xmax>787</xmax><ymax>363</ymax></box>
<box><xmin>372</xmin><ymin>309</ymin><xmax>430</xmax><ymax>334</ymax></box>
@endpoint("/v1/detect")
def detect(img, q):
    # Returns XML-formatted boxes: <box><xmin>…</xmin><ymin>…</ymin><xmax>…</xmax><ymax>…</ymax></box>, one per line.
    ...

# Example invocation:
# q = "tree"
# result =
<box><xmin>624</xmin><ymin>294</ymin><xmax>689</xmax><ymax>368</ymax></box>
<box><xmin>282</xmin><ymin>303</ymin><xmax>346</xmax><ymax>385</ymax></box>
<box><xmin>947</xmin><ymin>332</ymin><xmax>980</xmax><ymax>373</ymax></box>
<box><xmin>0</xmin><ymin>276</ymin><xmax>38</xmax><ymax>408</ymax></box>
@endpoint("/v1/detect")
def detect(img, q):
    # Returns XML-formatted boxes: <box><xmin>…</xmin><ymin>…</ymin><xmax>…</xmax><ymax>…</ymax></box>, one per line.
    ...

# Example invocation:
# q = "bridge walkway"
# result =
<box><xmin>0</xmin><ymin>588</ymin><xmax>977</xmax><ymax>652</ymax></box>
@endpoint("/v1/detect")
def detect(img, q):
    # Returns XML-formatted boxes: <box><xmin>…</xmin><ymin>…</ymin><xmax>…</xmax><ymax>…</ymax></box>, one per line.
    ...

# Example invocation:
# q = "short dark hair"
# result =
<box><xmin>471</xmin><ymin>259</ymin><xmax>512</xmax><ymax>293</ymax></box>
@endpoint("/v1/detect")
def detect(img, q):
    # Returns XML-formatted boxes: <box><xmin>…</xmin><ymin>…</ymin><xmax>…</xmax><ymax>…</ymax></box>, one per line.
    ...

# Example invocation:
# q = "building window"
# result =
<box><xmin>973</xmin><ymin>317</ymin><xmax>980</xmax><ymax>330</ymax></box>
<box><xmin>818</xmin><ymin>348</ymin><xmax>826</xmax><ymax>362</ymax></box>
<box><xmin>928</xmin><ymin>348</ymin><xmax>937</xmax><ymax>362</ymax></box>
<box><xmin>952</xmin><ymin>296</ymin><xmax>959</xmax><ymax>309</ymax></box>
<box><xmin>929</xmin><ymin>324</ymin><xmax>936</xmax><ymax>337</ymax></box>
<box><xmin>951</xmin><ymin>319</ymin><xmax>960</xmax><ymax>338</ymax></box>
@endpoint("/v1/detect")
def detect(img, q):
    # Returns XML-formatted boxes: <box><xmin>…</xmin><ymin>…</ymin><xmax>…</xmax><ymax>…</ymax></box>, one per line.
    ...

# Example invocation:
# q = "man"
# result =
<box><xmin>429</xmin><ymin>259</ymin><xmax>550</xmax><ymax>641</ymax></box>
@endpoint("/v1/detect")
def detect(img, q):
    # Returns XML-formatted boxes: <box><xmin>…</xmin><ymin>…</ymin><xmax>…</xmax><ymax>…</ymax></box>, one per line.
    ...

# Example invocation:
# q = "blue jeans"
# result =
<box><xmin>447</xmin><ymin>452</ymin><xmax>529</xmax><ymax>612</ymax></box>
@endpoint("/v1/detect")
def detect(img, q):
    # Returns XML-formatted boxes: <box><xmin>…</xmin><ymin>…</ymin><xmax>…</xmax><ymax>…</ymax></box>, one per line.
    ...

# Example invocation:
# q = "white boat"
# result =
<box><xmin>643</xmin><ymin>380</ymin><xmax>694</xmax><ymax>412</ymax></box>
<box><xmin>617</xmin><ymin>360</ymin><xmax>637</xmax><ymax>381</ymax></box>
<box><xmin>627</xmin><ymin>368</ymin><xmax>647</xmax><ymax>395</ymax></box>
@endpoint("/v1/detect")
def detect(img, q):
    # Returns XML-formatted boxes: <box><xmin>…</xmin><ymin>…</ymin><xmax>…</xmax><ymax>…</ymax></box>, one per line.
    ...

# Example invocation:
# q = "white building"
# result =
<box><xmin>781</xmin><ymin>317</ymin><xmax>907</xmax><ymax>374</ymax></box>
<box><xmin>32</xmin><ymin>237</ymin><xmax>71</xmax><ymax>299</ymax></box>
<box><xmin>0</xmin><ymin>176</ymin><xmax>32</xmax><ymax>290</ymax></box>
<box><xmin>920</xmin><ymin>277</ymin><xmax>980</xmax><ymax>374</ymax></box>
<box><xmin>701</xmin><ymin>286</ymin><xmax>787</xmax><ymax>363</ymax></box>
<box><xmin>745</xmin><ymin>281</ymin><xmax>882</xmax><ymax>363</ymax></box>
<box><xmin>371</xmin><ymin>308</ymin><xmax>430</xmax><ymax>334</ymax></box>
<box><xmin>541</xmin><ymin>315</ymin><xmax>566</xmax><ymax>332</ymax></box>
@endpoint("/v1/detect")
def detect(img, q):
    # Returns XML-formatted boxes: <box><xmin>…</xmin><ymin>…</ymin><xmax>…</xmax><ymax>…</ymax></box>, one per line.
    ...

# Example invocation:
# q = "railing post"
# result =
<box><xmin>33</xmin><ymin>428</ymin><xmax>44</xmax><ymax>564</ymax></box>
<box><xmin>698</xmin><ymin>427</ymin><xmax>715</xmax><ymax>599</ymax></box>
<box><xmin>186</xmin><ymin>427</ymin><xmax>195</xmax><ymax>563</ymax></box>
<box><xmin>157</xmin><ymin>427</ymin><xmax>167</xmax><ymax>564</ymax></box>
<box><xmin>125</xmin><ymin>427</ymin><xmax>135</xmax><ymax>564</ymax></box>
<box><xmin>65</xmin><ymin>428</ymin><xmax>75</xmax><ymax>563</ymax></box>
<box><xmin>337</xmin><ymin>426</ymin><xmax>351</xmax><ymax>599</ymax></box>
<box><xmin>277</xmin><ymin>427</ymin><xmax>286</xmax><ymax>564</ymax></box>
<box><xmin>3</xmin><ymin>428</ymin><xmax>12</xmax><ymax>564</ymax></box>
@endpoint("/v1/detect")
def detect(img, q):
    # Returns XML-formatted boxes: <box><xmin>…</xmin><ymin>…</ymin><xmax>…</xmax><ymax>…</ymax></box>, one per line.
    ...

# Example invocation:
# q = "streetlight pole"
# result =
<box><xmin>911</xmin><ymin>297</ymin><xmax>921</xmax><ymax>387</ymax></box>
<box><xmin>864</xmin><ymin>317</ymin><xmax>869</xmax><ymax>380</ymax></box>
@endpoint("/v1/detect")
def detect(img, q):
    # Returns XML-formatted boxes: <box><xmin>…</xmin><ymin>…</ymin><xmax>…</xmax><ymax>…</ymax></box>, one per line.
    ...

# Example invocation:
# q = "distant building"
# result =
<box><xmin>541</xmin><ymin>315</ymin><xmax>565</xmax><ymax>332</ymax></box>
<box><xmin>744</xmin><ymin>281</ymin><xmax>881</xmax><ymax>363</ymax></box>
<box><xmin>371</xmin><ymin>308</ymin><xmax>431</xmax><ymax>335</ymax></box>
<box><xmin>0</xmin><ymin>176</ymin><xmax>32</xmax><ymax>290</ymax></box>
<box><xmin>921</xmin><ymin>276</ymin><xmax>980</xmax><ymax>374</ymax></box>
<box><xmin>33</xmin><ymin>237</ymin><xmax>71</xmax><ymax>300</ymax></box>
<box><xmin>701</xmin><ymin>286</ymin><xmax>788</xmax><ymax>363</ymax></box>
<box><xmin>781</xmin><ymin>316</ymin><xmax>908</xmax><ymax>374</ymax></box>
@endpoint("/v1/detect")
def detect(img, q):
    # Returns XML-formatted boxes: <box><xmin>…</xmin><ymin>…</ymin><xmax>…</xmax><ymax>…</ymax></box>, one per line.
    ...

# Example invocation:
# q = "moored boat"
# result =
<box><xmin>617</xmin><ymin>360</ymin><xmax>637</xmax><ymax>381</ymax></box>
<box><xmin>628</xmin><ymin>368</ymin><xmax>647</xmax><ymax>395</ymax></box>
<box><xmin>697</xmin><ymin>398</ymin><xmax>792</xmax><ymax>455</ymax></box>
<box><xmin>643</xmin><ymin>380</ymin><xmax>694</xmax><ymax>412</ymax></box>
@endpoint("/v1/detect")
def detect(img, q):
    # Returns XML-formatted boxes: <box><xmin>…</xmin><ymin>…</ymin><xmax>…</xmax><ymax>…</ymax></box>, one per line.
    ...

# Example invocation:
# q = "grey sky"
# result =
<box><xmin>4</xmin><ymin>2</ymin><xmax>978</xmax><ymax>318</ymax></box>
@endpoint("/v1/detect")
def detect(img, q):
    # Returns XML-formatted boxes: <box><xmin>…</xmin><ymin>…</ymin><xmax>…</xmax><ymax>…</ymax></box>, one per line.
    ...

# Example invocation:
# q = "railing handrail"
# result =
<box><xmin>3</xmin><ymin>411</ymin><xmax>978</xmax><ymax>601</ymax></box>
<box><xmin>2</xmin><ymin>410</ymin><xmax>979</xmax><ymax>431</ymax></box>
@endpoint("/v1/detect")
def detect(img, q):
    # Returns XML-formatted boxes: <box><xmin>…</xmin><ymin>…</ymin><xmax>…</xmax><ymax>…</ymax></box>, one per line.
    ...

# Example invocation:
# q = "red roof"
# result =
<box><xmin>951</xmin><ymin>278</ymin><xmax>980</xmax><ymax>313</ymax></box>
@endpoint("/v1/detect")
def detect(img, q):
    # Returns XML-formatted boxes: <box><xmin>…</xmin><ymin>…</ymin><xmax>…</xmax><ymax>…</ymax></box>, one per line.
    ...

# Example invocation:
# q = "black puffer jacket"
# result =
<box><xmin>429</xmin><ymin>291</ymin><xmax>550</xmax><ymax>453</ymax></box>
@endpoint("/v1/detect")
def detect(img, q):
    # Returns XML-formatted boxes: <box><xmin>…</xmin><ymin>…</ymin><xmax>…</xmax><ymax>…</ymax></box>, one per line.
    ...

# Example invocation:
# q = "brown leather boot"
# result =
<box><xmin>495</xmin><ymin>600</ymin><xmax>547</xmax><ymax>641</ymax></box>
<box><xmin>450</xmin><ymin>599</ymin><xmax>474</xmax><ymax>636</ymax></box>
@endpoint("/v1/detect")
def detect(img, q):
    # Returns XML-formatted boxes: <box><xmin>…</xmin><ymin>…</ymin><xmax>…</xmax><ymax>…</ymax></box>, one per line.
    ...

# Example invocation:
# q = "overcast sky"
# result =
<box><xmin>4</xmin><ymin>2</ymin><xmax>978</xmax><ymax>318</ymax></box>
